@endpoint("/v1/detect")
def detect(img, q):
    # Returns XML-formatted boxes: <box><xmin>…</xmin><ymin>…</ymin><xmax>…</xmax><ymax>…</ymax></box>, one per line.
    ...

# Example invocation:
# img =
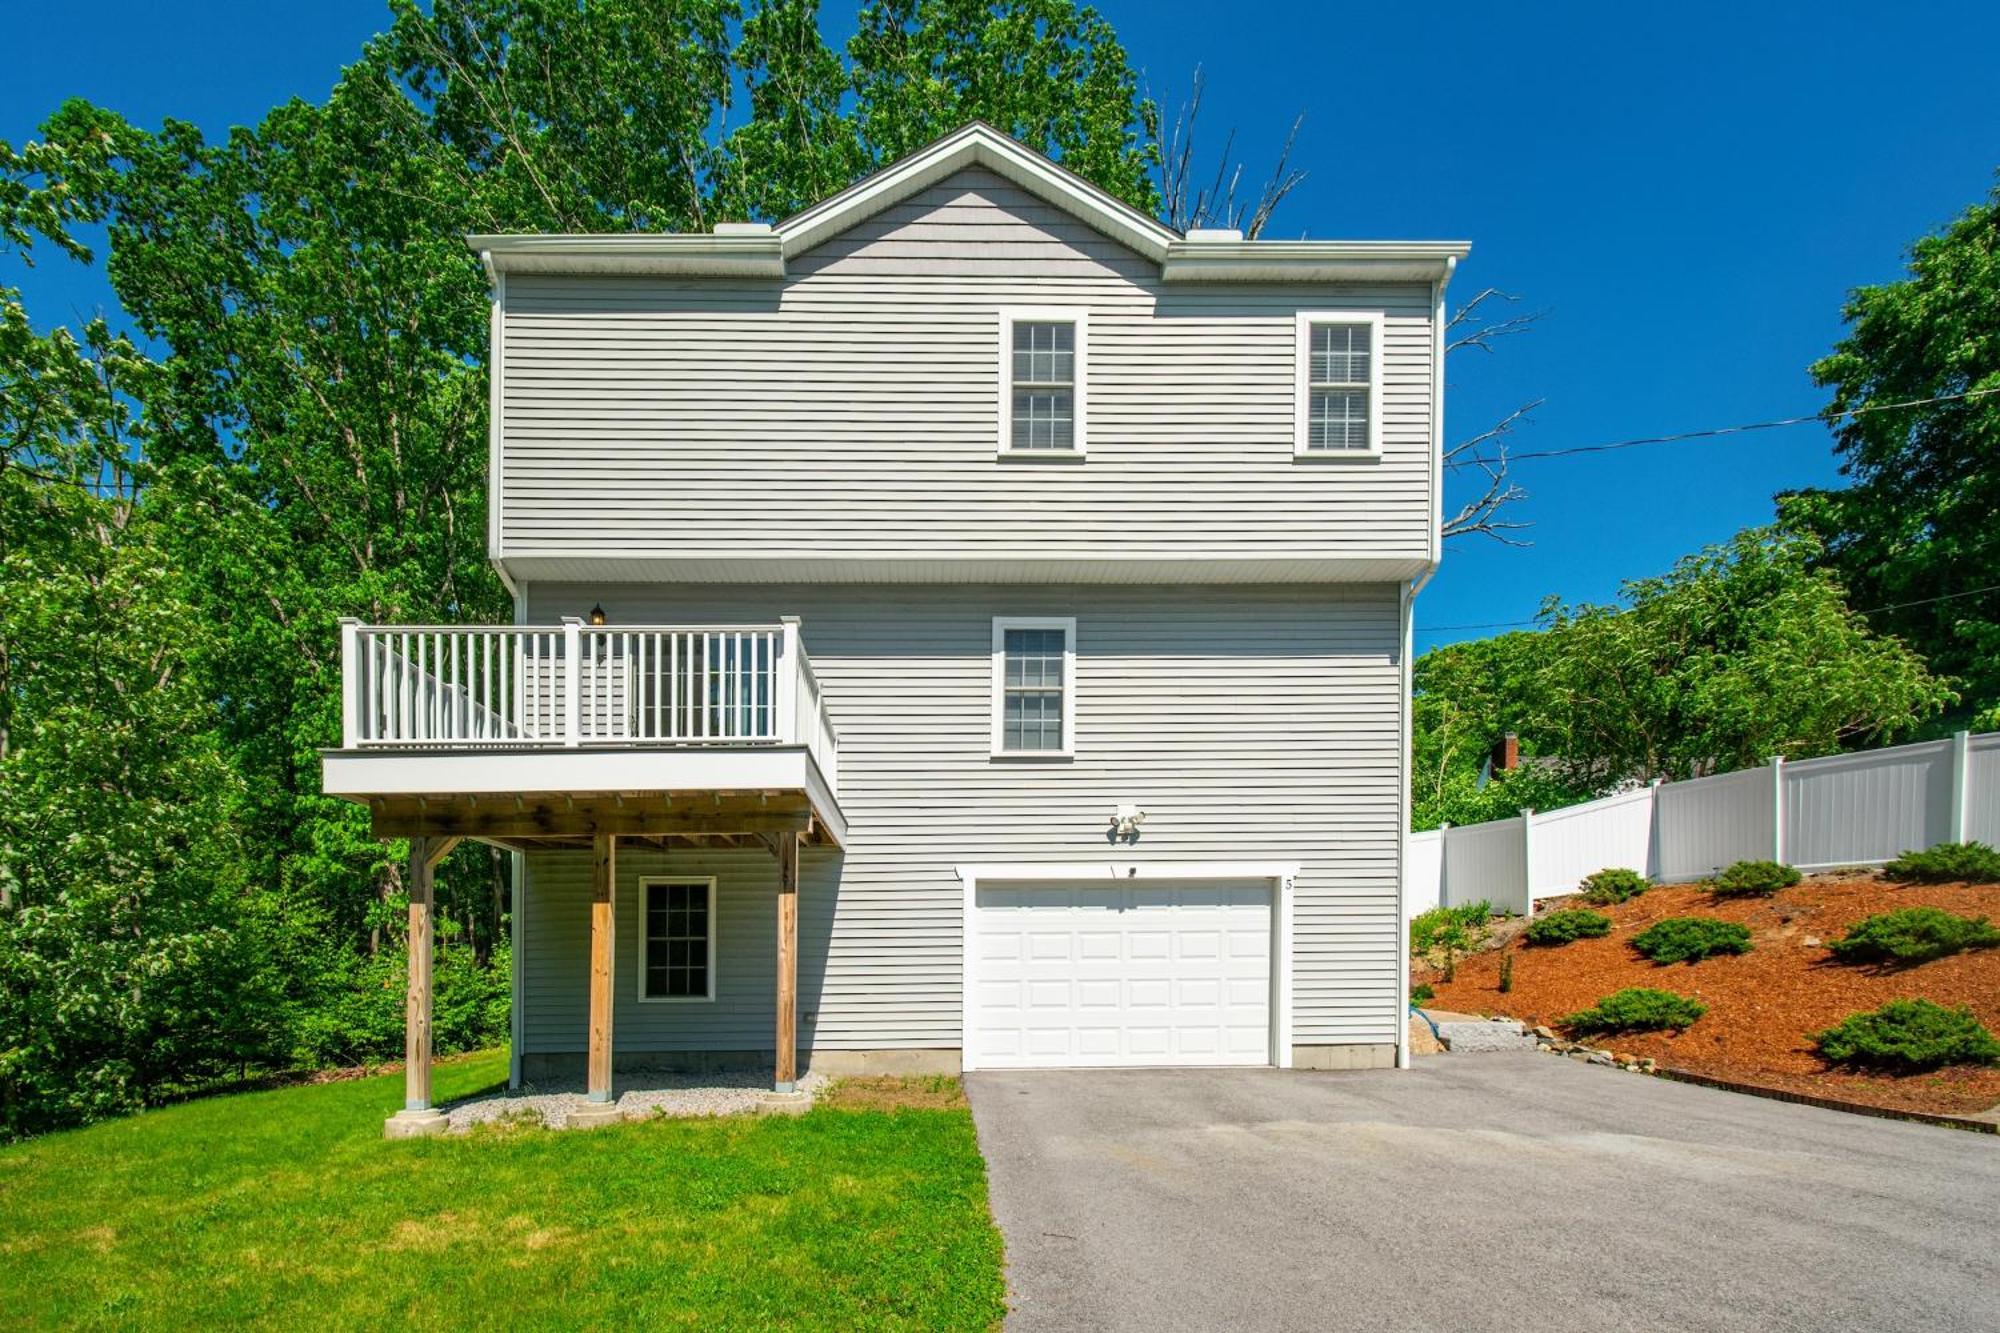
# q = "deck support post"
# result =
<box><xmin>385</xmin><ymin>835</ymin><xmax>449</xmax><ymax>1138</ymax></box>
<box><xmin>587</xmin><ymin>832</ymin><xmax>617</xmax><ymax>1104</ymax></box>
<box><xmin>774</xmin><ymin>831</ymin><xmax>800</xmax><ymax>1092</ymax></box>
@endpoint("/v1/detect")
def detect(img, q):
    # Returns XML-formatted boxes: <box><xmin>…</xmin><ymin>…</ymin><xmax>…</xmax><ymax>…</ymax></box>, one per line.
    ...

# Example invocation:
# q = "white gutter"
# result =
<box><xmin>465</xmin><ymin>233</ymin><xmax>785</xmax><ymax>279</ymax></box>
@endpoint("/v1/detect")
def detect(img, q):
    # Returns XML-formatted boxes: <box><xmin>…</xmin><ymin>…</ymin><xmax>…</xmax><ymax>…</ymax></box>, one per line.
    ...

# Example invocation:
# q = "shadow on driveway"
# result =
<box><xmin>967</xmin><ymin>1054</ymin><xmax>1999</xmax><ymax>1332</ymax></box>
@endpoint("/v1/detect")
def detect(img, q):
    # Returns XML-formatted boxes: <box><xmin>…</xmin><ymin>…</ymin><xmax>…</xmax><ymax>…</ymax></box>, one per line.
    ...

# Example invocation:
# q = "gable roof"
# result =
<box><xmin>468</xmin><ymin>122</ymin><xmax>1468</xmax><ymax>284</ymax></box>
<box><xmin>774</xmin><ymin>121</ymin><xmax>1179</xmax><ymax>262</ymax></box>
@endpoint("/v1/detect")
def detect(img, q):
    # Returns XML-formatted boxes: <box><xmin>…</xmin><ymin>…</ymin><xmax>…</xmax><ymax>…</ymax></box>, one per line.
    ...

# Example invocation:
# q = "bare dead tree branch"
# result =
<box><xmin>1441</xmin><ymin>398</ymin><xmax>1540</xmax><ymax>544</ymax></box>
<box><xmin>1446</xmin><ymin>288</ymin><xmax>1550</xmax><ymax>355</ymax></box>
<box><xmin>1149</xmin><ymin>66</ymin><xmax>1306</xmax><ymax>239</ymax></box>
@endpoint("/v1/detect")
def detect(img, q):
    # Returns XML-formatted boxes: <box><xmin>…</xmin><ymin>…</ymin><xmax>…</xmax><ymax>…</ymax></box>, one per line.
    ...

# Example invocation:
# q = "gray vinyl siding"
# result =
<box><xmin>517</xmin><ymin>582</ymin><xmax>1403</xmax><ymax>1056</ymax></box>
<box><xmin>497</xmin><ymin>165</ymin><xmax>1436</xmax><ymax>567</ymax></box>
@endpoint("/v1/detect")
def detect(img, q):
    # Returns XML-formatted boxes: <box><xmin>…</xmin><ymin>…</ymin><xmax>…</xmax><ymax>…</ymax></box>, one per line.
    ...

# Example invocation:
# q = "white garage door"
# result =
<box><xmin>969</xmin><ymin>881</ymin><xmax>1273</xmax><ymax>1069</ymax></box>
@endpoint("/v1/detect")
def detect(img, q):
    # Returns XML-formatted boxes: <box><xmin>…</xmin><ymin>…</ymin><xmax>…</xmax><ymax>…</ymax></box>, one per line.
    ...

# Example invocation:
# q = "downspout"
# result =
<box><xmin>1397</xmin><ymin>256</ymin><xmax>1456</xmax><ymax>1069</ymax></box>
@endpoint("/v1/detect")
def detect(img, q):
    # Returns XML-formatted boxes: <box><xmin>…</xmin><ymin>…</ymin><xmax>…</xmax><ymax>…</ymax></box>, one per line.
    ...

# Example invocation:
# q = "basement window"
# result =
<box><xmin>639</xmin><ymin>878</ymin><xmax>716</xmax><ymax>1002</ymax></box>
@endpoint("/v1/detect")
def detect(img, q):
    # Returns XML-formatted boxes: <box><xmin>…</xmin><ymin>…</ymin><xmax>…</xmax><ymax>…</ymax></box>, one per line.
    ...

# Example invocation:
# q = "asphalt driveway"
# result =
<box><xmin>966</xmin><ymin>1055</ymin><xmax>1999</xmax><ymax>1332</ymax></box>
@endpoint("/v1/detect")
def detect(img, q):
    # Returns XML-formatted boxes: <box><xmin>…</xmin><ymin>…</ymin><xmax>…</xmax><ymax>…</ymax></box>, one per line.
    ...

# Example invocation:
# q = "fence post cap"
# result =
<box><xmin>559</xmin><ymin>615</ymin><xmax>583</xmax><ymax>626</ymax></box>
<box><xmin>779</xmin><ymin>614</ymin><xmax>802</xmax><ymax>626</ymax></box>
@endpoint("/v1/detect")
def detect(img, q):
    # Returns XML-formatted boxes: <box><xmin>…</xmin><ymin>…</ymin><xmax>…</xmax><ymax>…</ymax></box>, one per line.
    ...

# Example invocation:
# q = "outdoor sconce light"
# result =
<box><xmin>588</xmin><ymin>603</ymin><xmax>608</xmax><ymax>625</ymax></box>
<box><xmin>1110</xmin><ymin>805</ymin><xmax>1146</xmax><ymax>843</ymax></box>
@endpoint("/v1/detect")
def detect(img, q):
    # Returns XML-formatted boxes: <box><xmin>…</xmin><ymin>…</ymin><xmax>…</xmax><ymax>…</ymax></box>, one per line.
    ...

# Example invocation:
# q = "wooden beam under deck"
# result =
<box><xmin>370</xmin><ymin>793</ymin><xmax>823</xmax><ymax>843</ymax></box>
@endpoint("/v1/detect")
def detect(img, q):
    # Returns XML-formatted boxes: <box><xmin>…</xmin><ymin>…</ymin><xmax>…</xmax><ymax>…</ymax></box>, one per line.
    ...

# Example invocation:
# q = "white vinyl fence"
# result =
<box><xmin>1407</xmin><ymin>730</ymin><xmax>1999</xmax><ymax>917</ymax></box>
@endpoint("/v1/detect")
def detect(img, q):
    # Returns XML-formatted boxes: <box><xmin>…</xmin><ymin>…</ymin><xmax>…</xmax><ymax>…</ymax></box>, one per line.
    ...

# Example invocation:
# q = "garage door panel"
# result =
<box><xmin>970</xmin><ymin>880</ymin><xmax>1274</xmax><ymax>1069</ymax></box>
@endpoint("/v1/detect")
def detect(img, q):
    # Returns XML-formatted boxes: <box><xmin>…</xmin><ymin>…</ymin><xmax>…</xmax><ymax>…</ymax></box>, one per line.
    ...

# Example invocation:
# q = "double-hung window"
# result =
<box><xmin>639</xmin><ymin>878</ymin><xmax>716</xmax><ymax>1001</ymax></box>
<box><xmin>991</xmin><ymin>617</ymin><xmax>1076</xmax><ymax>758</ymax></box>
<box><xmin>999</xmin><ymin>310</ymin><xmax>1087</xmax><ymax>455</ymax></box>
<box><xmin>1295</xmin><ymin>311</ymin><xmax>1383</xmax><ymax>456</ymax></box>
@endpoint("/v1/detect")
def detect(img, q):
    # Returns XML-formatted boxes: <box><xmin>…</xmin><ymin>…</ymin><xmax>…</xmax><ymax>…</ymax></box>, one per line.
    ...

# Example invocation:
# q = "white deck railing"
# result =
<box><xmin>337</xmin><ymin>616</ymin><xmax>838</xmax><ymax>786</ymax></box>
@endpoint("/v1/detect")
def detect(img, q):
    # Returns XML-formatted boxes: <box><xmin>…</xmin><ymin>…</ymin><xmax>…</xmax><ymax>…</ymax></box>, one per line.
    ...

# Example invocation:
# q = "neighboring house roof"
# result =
<box><xmin>466</xmin><ymin>121</ymin><xmax>1468</xmax><ymax>283</ymax></box>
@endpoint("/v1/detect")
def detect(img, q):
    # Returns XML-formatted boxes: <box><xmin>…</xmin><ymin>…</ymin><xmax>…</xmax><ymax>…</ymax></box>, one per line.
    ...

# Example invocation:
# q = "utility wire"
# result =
<box><xmin>1458</xmin><ymin>384</ymin><xmax>2000</xmax><ymax>467</ymax></box>
<box><xmin>1420</xmin><ymin>581</ymin><xmax>2000</xmax><ymax>636</ymax></box>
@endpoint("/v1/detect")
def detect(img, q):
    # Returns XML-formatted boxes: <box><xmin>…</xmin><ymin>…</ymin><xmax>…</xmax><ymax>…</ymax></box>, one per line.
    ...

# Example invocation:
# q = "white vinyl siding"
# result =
<box><xmin>517</xmin><ymin>583</ymin><xmax>1404</xmax><ymax>1057</ymax></box>
<box><xmin>1295</xmin><ymin>312</ymin><xmax>1383</xmax><ymax>457</ymax></box>
<box><xmin>496</xmin><ymin>167</ymin><xmax>1435</xmax><ymax>570</ymax></box>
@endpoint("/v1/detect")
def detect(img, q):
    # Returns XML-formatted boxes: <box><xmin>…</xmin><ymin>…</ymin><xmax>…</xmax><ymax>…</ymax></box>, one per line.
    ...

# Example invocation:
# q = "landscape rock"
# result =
<box><xmin>1533</xmin><ymin>1025</ymin><xmax>1554</xmax><ymax>1040</ymax></box>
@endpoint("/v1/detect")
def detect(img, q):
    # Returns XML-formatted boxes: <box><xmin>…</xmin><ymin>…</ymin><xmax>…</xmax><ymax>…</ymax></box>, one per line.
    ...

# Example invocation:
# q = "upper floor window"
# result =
<box><xmin>991</xmin><ymin>617</ymin><xmax>1076</xmax><ymax>758</ymax></box>
<box><xmin>1295</xmin><ymin>312</ymin><xmax>1383</xmax><ymax>457</ymax></box>
<box><xmin>1000</xmin><ymin>310</ymin><xmax>1088</xmax><ymax>456</ymax></box>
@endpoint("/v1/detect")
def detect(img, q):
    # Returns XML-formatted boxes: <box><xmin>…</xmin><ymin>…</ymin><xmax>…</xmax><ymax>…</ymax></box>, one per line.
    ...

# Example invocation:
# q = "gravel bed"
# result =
<box><xmin>444</xmin><ymin>1069</ymin><xmax>827</xmax><ymax>1132</ymax></box>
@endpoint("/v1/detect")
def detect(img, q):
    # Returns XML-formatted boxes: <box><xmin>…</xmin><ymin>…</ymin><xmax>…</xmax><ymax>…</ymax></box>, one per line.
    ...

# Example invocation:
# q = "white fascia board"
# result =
<box><xmin>496</xmin><ymin>552</ymin><xmax>1435</xmax><ymax>586</ymax></box>
<box><xmin>465</xmin><ymin>233</ymin><xmax>785</xmax><ymax>279</ymax></box>
<box><xmin>320</xmin><ymin>744</ymin><xmax>846</xmax><ymax>844</ymax></box>
<box><xmin>1162</xmin><ymin>240</ymin><xmax>1471</xmax><ymax>284</ymax></box>
<box><xmin>776</xmin><ymin>121</ymin><xmax>1178</xmax><ymax>264</ymax></box>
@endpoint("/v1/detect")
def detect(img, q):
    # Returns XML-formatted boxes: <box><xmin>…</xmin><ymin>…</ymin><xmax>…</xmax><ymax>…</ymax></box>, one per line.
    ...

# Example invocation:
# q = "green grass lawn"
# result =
<box><xmin>0</xmin><ymin>1051</ymin><xmax>1006</xmax><ymax>1329</ymax></box>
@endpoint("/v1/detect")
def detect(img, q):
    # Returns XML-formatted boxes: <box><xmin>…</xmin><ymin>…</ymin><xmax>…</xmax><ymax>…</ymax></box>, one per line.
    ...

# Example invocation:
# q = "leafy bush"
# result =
<box><xmin>1814</xmin><ymin>999</ymin><xmax>2000</xmax><ymax>1072</ymax></box>
<box><xmin>1562</xmin><ymin>987</ymin><xmax>1707</xmax><ymax>1035</ymax></box>
<box><xmin>1410</xmin><ymin>983</ymin><xmax>1435</xmax><ymax>1005</ymax></box>
<box><xmin>1631</xmin><ymin>917</ymin><xmax>1753</xmax><ymax>964</ymax></box>
<box><xmin>1522</xmin><ymin>909</ymin><xmax>1612</xmax><ymax>946</ymax></box>
<box><xmin>1709</xmin><ymin>859</ymin><xmax>1801</xmax><ymax>897</ymax></box>
<box><xmin>1579</xmin><ymin>867</ymin><xmax>1650</xmax><ymax>905</ymax></box>
<box><xmin>288</xmin><ymin>943</ymin><xmax>511</xmax><ymax>1069</ymax></box>
<box><xmin>1411</xmin><ymin>901</ymin><xmax>1493</xmax><ymax>954</ymax></box>
<box><xmin>1881</xmin><ymin>841</ymin><xmax>2000</xmax><ymax>885</ymax></box>
<box><xmin>1827</xmin><ymin>908</ymin><xmax>2000</xmax><ymax>965</ymax></box>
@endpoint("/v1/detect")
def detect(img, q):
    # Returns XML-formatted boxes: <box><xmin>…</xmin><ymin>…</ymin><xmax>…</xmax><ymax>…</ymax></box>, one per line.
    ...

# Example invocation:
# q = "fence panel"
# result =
<box><xmin>1786</xmin><ymin>740</ymin><xmax>1953</xmax><ymax>869</ymax></box>
<box><xmin>1530</xmin><ymin>786</ymin><xmax>1656</xmax><ymax>899</ymax></box>
<box><xmin>1654</xmin><ymin>767</ymin><xmax>1774</xmax><ymax>882</ymax></box>
<box><xmin>1409</xmin><ymin>731</ymin><xmax>1996</xmax><ymax>913</ymax></box>
<box><xmin>1442</xmin><ymin>817</ymin><xmax>1528</xmax><ymax>916</ymax></box>
<box><xmin>1969</xmin><ymin>734</ymin><xmax>2000</xmax><ymax>845</ymax></box>
<box><xmin>1405</xmin><ymin>831</ymin><xmax>1443</xmax><ymax>917</ymax></box>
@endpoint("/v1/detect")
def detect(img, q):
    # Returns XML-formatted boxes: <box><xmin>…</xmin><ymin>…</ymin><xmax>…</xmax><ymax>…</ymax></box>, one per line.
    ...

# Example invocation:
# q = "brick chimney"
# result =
<box><xmin>1491</xmin><ymin>731</ymin><xmax>1520</xmax><ymax>773</ymax></box>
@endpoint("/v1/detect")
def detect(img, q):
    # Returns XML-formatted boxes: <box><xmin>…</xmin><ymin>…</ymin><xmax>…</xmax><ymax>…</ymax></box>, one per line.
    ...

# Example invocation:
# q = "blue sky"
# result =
<box><xmin>7</xmin><ymin>2</ymin><xmax>1998</xmax><ymax>652</ymax></box>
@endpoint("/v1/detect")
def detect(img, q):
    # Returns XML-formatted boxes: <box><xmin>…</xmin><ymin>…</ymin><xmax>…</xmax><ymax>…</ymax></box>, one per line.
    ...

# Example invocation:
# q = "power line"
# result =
<box><xmin>1418</xmin><ymin>581</ymin><xmax>2000</xmax><ymax>637</ymax></box>
<box><xmin>1459</xmin><ymin>384</ymin><xmax>2000</xmax><ymax>467</ymax></box>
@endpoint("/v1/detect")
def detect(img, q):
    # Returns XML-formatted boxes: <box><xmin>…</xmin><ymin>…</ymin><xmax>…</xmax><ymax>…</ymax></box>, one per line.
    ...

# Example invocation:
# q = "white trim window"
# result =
<box><xmin>990</xmin><ymin>616</ymin><xmax>1076</xmax><ymax>758</ymax></box>
<box><xmin>637</xmin><ymin>876</ymin><xmax>717</xmax><ymax>1002</ymax></box>
<box><xmin>1295</xmin><ymin>311</ymin><xmax>1384</xmax><ymax>457</ymax></box>
<box><xmin>998</xmin><ymin>309</ymin><xmax>1088</xmax><ymax>455</ymax></box>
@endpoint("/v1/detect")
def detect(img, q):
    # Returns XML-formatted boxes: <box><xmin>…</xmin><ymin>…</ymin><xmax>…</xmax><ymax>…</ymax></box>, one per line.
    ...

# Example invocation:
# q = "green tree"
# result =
<box><xmin>1412</xmin><ymin>525</ymin><xmax>1952</xmax><ymax>828</ymax></box>
<box><xmin>1792</xmin><ymin>177</ymin><xmax>2000</xmax><ymax>724</ymax></box>
<box><xmin>0</xmin><ymin>290</ymin><xmax>284</xmax><ymax>1137</ymax></box>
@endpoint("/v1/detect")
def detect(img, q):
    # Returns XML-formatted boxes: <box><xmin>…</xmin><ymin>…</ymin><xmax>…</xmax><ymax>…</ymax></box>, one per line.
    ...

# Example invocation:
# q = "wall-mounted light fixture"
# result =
<box><xmin>1110</xmin><ymin>804</ymin><xmax>1146</xmax><ymax>843</ymax></box>
<box><xmin>588</xmin><ymin>603</ymin><xmax>608</xmax><ymax>625</ymax></box>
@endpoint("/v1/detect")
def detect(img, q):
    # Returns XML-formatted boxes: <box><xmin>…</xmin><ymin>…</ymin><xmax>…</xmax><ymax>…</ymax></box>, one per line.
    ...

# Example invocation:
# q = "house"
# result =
<box><xmin>319</xmin><ymin>123</ymin><xmax>1467</xmax><ymax>1137</ymax></box>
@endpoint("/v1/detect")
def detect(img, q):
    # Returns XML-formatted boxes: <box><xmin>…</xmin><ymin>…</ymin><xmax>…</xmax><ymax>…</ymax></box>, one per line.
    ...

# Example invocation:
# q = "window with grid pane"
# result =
<box><xmin>1010</xmin><ymin>321</ymin><xmax>1075</xmax><ymax>450</ymax></box>
<box><xmin>1001</xmin><ymin>628</ymin><xmax>1066</xmax><ymax>751</ymax></box>
<box><xmin>1306</xmin><ymin>322</ymin><xmax>1372</xmax><ymax>450</ymax></box>
<box><xmin>643</xmin><ymin>881</ymin><xmax>711</xmax><ymax>999</ymax></box>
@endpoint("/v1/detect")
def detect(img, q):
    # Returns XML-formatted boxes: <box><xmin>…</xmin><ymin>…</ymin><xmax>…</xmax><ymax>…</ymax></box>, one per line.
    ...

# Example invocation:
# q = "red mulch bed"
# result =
<box><xmin>1421</xmin><ymin>876</ymin><xmax>2000</xmax><ymax>1118</ymax></box>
